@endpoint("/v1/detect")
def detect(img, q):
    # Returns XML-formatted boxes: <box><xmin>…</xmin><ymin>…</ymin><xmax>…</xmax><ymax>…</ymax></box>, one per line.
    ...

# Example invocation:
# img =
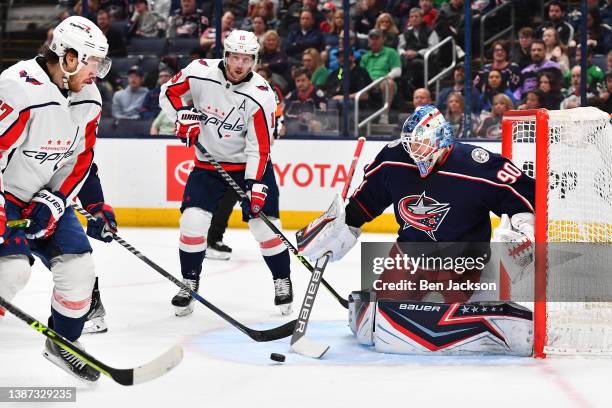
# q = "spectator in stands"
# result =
<box><xmin>256</xmin><ymin>65</ymin><xmax>285</xmax><ymax>138</ymax></box>
<box><xmin>200</xmin><ymin>10</ymin><xmax>235</xmax><ymax>55</ymax></box>
<box><xmin>536</xmin><ymin>1</ymin><xmax>573</xmax><ymax>45</ymax></box>
<box><xmin>319</xmin><ymin>2</ymin><xmax>336</xmax><ymax>34</ymax></box>
<box><xmin>99</xmin><ymin>0</ymin><xmax>129</xmax><ymax>20</ymax></box>
<box><xmin>437</xmin><ymin>64</ymin><xmax>480</xmax><ymax>113</ymax></box>
<box><xmin>475</xmin><ymin>93</ymin><xmax>513</xmax><ymax>139</ymax></box>
<box><xmin>593</xmin><ymin>70</ymin><xmax>612</xmax><ymax>113</ymax></box>
<box><xmin>260</xmin><ymin>30</ymin><xmax>290</xmax><ymax>90</ymax></box>
<box><xmin>445</xmin><ymin>92</ymin><xmax>477</xmax><ymax>138</ymax></box>
<box><xmin>223</xmin><ymin>0</ymin><xmax>248</xmax><ymax>21</ymax></box>
<box><xmin>302</xmin><ymin>48</ymin><xmax>329</xmax><ymax>88</ymax></box>
<box><xmin>477</xmin><ymin>69</ymin><xmax>517</xmax><ymax>115</ymax></box>
<box><xmin>303</xmin><ymin>0</ymin><xmax>326</xmax><ymax>27</ymax></box>
<box><xmin>112</xmin><ymin>66</ymin><xmax>149</xmax><ymax>119</ymax></box>
<box><xmin>150</xmin><ymin>0</ymin><xmax>172</xmax><ymax>20</ymax></box>
<box><xmin>323</xmin><ymin>9</ymin><xmax>344</xmax><ymax>50</ymax></box>
<box><xmin>140</xmin><ymin>67</ymin><xmax>173</xmax><ymax>119</ymax></box>
<box><xmin>518</xmin><ymin>89</ymin><xmax>544</xmax><ymax>110</ymax></box>
<box><xmin>397</xmin><ymin>8</ymin><xmax>439</xmax><ymax>91</ymax></box>
<box><xmin>607</xmin><ymin>49</ymin><xmax>612</xmax><ymax>71</ymax></box>
<box><xmin>284</xmin><ymin>67</ymin><xmax>328</xmax><ymax>134</ymax></box>
<box><xmin>277</xmin><ymin>1</ymin><xmax>301</xmax><ymax>37</ymax></box>
<box><xmin>603</xmin><ymin>0</ymin><xmax>612</xmax><ymax>27</ymax></box>
<box><xmin>419</xmin><ymin>0</ymin><xmax>437</xmax><ymax>28</ymax></box>
<box><xmin>284</xmin><ymin>9</ymin><xmax>324</xmax><ymax>64</ymax></box>
<box><xmin>325</xmin><ymin>30</ymin><xmax>365</xmax><ymax>72</ymax></box>
<box><xmin>129</xmin><ymin>0</ymin><xmax>165</xmax><ymax>38</ymax></box>
<box><xmin>516</xmin><ymin>39</ymin><xmax>562</xmax><ymax>100</ymax></box>
<box><xmin>74</xmin><ymin>0</ymin><xmax>99</xmax><ymax>22</ymax></box>
<box><xmin>474</xmin><ymin>39</ymin><xmax>521</xmax><ymax>95</ymax></box>
<box><xmin>353</xmin><ymin>0</ymin><xmax>384</xmax><ymax>36</ymax></box>
<box><xmin>436</xmin><ymin>0</ymin><xmax>465</xmax><ymax>46</ymax></box>
<box><xmin>251</xmin><ymin>16</ymin><xmax>268</xmax><ymax>44</ymax></box>
<box><xmin>412</xmin><ymin>87</ymin><xmax>432</xmax><ymax>110</ymax></box>
<box><xmin>240</xmin><ymin>1</ymin><xmax>270</xmax><ymax>32</ymax></box>
<box><xmin>565</xmin><ymin>45</ymin><xmax>605</xmax><ymax>92</ymax></box>
<box><xmin>538</xmin><ymin>71</ymin><xmax>564</xmax><ymax>110</ymax></box>
<box><xmin>512</xmin><ymin>27</ymin><xmax>535</xmax><ymax>70</ymax></box>
<box><xmin>97</xmin><ymin>9</ymin><xmax>126</xmax><ymax>56</ymax></box>
<box><xmin>571</xmin><ymin>7</ymin><xmax>612</xmax><ymax>55</ymax></box>
<box><xmin>323</xmin><ymin>47</ymin><xmax>372</xmax><ymax>110</ymax></box>
<box><xmin>150</xmin><ymin>110</ymin><xmax>175</xmax><ymax>135</ymax></box>
<box><xmin>360</xmin><ymin>29</ymin><xmax>402</xmax><ymax>124</ymax></box>
<box><xmin>375</xmin><ymin>13</ymin><xmax>400</xmax><ymax>50</ymax></box>
<box><xmin>167</xmin><ymin>0</ymin><xmax>208</xmax><ymax>38</ymax></box>
<box><xmin>542</xmin><ymin>27</ymin><xmax>570</xmax><ymax>73</ymax></box>
<box><xmin>561</xmin><ymin>65</ymin><xmax>597</xmax><ymax>109</ymax></box>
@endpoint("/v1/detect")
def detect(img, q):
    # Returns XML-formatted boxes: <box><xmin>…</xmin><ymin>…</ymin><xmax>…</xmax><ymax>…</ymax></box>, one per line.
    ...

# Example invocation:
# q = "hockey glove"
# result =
<box><xmin>86</xmin><ymin>202</ymin><xmax>117</xmax><ymax>243</ymax></box>
<box><xmin>297</xmin><ymin>194</ymin><xmax>361</xmax><ymax>262</ymax></box>
<box><xmin>241</xmin><ymin>180</ymin><xmax>268</xmax><ymax>219</ymax></box>
<box><xmin>22</xmin><ymin>189</ymin><xmax>66</xmax><ymax>240</ymax></box>
<box><xmin>175</xmin><ymin>107</ymin><xmax>201</xmax><ymax>147</ymax></box>
<box><xmin>0</xmin><ymin>202</ymin><xmax>6</xmax><ymax>244</ymax></box>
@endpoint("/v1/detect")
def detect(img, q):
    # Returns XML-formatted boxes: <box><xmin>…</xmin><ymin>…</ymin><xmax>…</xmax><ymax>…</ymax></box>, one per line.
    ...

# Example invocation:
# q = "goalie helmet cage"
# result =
<box><xmin>501</xmin><ymin>107</ymin><xmax>612</xmax><ymax>358</ymax></box>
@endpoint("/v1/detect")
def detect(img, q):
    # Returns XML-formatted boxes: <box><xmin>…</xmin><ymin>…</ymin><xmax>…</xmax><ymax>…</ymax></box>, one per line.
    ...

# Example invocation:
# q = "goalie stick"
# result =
<box><xmin>0</xmin><ymin>296</ymin><xmax>182</xmax><ymax>386</ymax></box>
<box><xmin>194</xmin><ymin>141</ymin><xmax>350</xmax><ymax>309</ymax></box>
<box><xmin>290</xmin><ymin>252</ymin><xmax>331</xmax><ymax>358</ymax></box>
<box><xmin>341</xmin><ymin>136</ymin><xmax>366</xmax><ymax>201</ymax></box>
<box><xmin>73</xmin><ymin>204</ymin><xmax>296</xmax><ymax>342</ymax></box>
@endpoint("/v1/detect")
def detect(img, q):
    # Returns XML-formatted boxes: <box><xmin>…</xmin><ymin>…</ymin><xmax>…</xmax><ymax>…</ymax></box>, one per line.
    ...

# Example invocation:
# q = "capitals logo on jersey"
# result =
<box><xmin>19</xmin><ymin>70</ymin><xmax>42</xmax><ymax>85</ymax></box>
<box><xmin>397</xmin><ymin>192</ymin><xmax>450</xmax><ymax>241</ymax></box>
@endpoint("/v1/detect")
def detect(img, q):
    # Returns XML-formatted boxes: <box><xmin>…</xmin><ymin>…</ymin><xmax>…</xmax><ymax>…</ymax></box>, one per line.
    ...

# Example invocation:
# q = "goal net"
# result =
<box><xmin>501</xmin><ymin>107</ymin><xmax>612</xmax><ymax>357</ymax></box>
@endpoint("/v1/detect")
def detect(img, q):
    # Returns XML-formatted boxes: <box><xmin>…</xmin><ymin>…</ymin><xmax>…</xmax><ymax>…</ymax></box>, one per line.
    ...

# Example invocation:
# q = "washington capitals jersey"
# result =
<box><xmin>159</xmin><ymin>59</ymin><xmax>276</xmax><ymax>182</ymax></box>
<box><xmin>0</xmin><ymin>58</ymin><xmax>101</xmax><ymax>206</ymax></box>
<box><xmin>350</xmin><ymin>141</ymin><xmax>535</xmax><ymax>242</ymax></box>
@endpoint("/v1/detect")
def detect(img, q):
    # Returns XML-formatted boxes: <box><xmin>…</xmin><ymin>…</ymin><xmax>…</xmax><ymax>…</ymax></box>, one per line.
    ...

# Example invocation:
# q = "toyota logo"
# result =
<box><xmin>174</xmin><ymin>160</ymin><xmax>194</xmax><ymax>186</ymax></box>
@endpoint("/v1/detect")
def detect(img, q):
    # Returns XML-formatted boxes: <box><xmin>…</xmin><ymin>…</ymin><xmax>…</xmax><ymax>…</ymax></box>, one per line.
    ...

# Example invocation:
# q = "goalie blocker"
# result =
<box><xmin>348</xmin><ymin>291</ymin><xmax>533</xmax><ymax>356</ymax></box>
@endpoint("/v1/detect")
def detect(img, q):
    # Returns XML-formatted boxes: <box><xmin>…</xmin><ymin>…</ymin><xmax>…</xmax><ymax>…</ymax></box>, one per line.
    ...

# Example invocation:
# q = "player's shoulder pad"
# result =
<box><xmin>363</xmin><ymin>139</ymin><xmax>409</xmax><ymax>174</ymax></box>
<box><xmin>451</xmin><ymin>142</ymin><xmax>518</xmax><ymax>178</ymax></box>
<box><xmin>247</xmin><ymin>71</ymin><xmax>276</xmax><ymax>104</ymax></box>
<box><xmin>185</xmin><ymin>58</ymin><xmax>219</xmax><ymax>75</ymax></box>
<box><xmin>0</xmin><ymin>61</ymin><xmax>34</xmax><ymax>110</ymax></box>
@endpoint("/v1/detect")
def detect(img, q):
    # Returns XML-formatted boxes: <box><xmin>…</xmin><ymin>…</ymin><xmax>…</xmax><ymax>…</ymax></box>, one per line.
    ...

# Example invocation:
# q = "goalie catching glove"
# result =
<box><xmin>296</xmin><ymin>194</ymin><xmax>361</xmax><ymax>262</ymax></box>
<box><xmin>493</xmin><ymin>212</ymin><xmax>535</xmax><ymax>282</ymax></box>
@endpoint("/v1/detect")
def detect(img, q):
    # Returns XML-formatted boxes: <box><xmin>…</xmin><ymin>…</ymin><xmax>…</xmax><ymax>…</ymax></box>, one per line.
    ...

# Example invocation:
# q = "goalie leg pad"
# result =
<box><xmin>50</xmin><ymin>253</ymin><xmax>95</xmax><ymax>319</ymax></box>
<box><xmin>248</xmin><ymin>217</ymin><xmax>285</xmax><ymax>256</ymax></box>
<box><xmin>179</xmin><ymin>207</ymin><xmax>212</xmax><ymax>253</ymax></box>
<box><xmin>0</xmin><ymin>255</ymin><xmax>31</xmax><ymax>302</ymax></box>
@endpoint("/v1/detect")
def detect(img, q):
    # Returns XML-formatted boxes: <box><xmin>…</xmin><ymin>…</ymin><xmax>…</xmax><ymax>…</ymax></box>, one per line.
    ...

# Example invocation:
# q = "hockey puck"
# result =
<box><xmin>270</xmin><ymin>353</ymin><xmax>286</xmax><ymax>362</ymax></box>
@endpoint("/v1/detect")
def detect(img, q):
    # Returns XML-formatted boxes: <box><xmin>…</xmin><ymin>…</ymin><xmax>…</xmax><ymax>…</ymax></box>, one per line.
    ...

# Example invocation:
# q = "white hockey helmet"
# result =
<box><xmin>49</xmin><ymin>16</ymin><xmax>112</xmax><ymax>78</ymax></box>
<box><xmin>223</xmin><ymin>30</ymin><xmax>260</xmax><ymax>67</ymax></box>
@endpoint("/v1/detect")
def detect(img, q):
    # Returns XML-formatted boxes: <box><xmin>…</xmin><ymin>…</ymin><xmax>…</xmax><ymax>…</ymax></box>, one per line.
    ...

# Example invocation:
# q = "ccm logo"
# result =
<box><xmin>399</xmin><ymin>304</ymin><xmax>440</xmax><ymax>312</ymax></box>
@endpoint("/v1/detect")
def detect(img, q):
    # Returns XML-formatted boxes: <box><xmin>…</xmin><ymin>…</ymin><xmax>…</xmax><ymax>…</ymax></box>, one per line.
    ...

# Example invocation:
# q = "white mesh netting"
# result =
<box><xmin>505</xmin><ymin>107</ymin><xmax>612</xmax><ymax>355</ymax></box>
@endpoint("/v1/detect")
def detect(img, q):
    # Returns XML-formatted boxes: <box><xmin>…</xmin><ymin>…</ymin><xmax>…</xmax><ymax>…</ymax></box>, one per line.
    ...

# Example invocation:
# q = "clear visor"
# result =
<box><xmin>85</xmin><ymin>56</ymin><xmax>112</xmax><ymax>78</ymax></box>
<box><xmin>225</xmin><ymin>52</ymin><xmax>256</xmax><ymax>70</ymax></box>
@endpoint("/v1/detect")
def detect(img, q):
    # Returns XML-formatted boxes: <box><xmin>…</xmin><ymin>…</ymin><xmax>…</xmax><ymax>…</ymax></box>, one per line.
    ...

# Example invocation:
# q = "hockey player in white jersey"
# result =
<box><xmin>0</xmin><ymin>16</ymin><xmax>117</xmax><ymax>381</ymax></box>
<box><xmin>159</xmin><ymin>30</ymin><xmax>293</xmax><ymax>316</ymax></box>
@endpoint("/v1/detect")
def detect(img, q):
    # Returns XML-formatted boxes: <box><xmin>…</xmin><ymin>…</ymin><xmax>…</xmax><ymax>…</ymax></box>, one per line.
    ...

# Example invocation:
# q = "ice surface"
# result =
<box><xmin>1</xmin><ymin>228</ymin><xmax>611</xmax><ymax>408</ymax></box>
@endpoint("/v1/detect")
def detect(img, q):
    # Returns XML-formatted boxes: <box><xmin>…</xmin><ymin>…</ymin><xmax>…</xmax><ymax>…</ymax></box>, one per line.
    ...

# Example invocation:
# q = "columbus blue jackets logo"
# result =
<box><xmin>19</xmin><ymin>70</ymin><xmax>42</xmax><ymax>85</ymax></box>
<box><xmin>397</xmin><ymin>192</ymin><xmax>450</xmax><ymax>241</ymax></box>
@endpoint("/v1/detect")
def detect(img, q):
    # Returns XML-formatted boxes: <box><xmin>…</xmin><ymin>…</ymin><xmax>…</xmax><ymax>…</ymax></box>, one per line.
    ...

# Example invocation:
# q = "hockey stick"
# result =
<box><xmin>193</xmin><ymin>141</ymin><xmax>350</xmax><ymax>309</ymax></box>
<box><xmin>290</xmin><ymin>252</ymin><xmax>331</xmax><ymax>358</ymax></box>
<box><xmin>72</xmin><ymin>204</ymin><xmax>296</xmax><ymax>342</ymax></box>
<box><xmin>0</xmin><ymin>296</ymin><xmax>183</xmax><ymax>386</ymax></box>
<box><xmin>7</xmin><ymin>219</ymin><xmax>31</xmax><ymax>229</ymax></box>
<box><xmin>341</xmin><ymin>136</ymin><xmax>366</xmax><ymax>201</ymax></box>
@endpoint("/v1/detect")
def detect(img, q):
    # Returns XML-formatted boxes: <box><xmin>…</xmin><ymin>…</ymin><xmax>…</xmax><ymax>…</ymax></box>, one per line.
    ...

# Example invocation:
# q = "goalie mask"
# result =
<box><xmin>50</xmin><ymin>16</ymin><xmax>111</xmax><ymax>79</ymax></box>
<box><xmin>400</xmin><ymin>105</ymin><xmax>454</xmax><ymax>178</ymax></box>
<box><xmin>223</xmin><ymin>30</ymin><xmax>260</xmax><ymax>70</ymax></box>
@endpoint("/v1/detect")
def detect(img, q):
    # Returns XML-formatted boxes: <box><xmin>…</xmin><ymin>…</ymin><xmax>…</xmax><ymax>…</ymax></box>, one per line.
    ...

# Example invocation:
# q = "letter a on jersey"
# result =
<box><xmin>397</xmin><ymin>192</ymin><xmax>450</xmax><ymax>241</ymax></box>
<box><xmin>239</xmin><ymin>100</ymin><xmax>246</xmax><ymax>111</ymax></box>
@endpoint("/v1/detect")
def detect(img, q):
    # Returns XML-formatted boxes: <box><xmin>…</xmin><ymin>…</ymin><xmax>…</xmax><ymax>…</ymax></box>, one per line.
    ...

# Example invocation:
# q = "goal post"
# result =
<box><xmin>501</xmin><ymin>107</ymin><xmax>612</xmax><ymax>358</ymax></box>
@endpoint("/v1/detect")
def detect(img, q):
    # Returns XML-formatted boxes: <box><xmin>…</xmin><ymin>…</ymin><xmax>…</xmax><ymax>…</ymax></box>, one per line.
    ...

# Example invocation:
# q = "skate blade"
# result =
<box><xmin>278</xmin><ymin>303</ymin><xmax>293</xmax><ymax>316</ymax></box>
<box><xmin>82</xmin><ymin>317</ymin><xmax>108</xmax><ymax>334</ymax></box>
<box><xmin>43</xmin><ymin>347</ymin><xmax>99</xmax><ymax>383</ymax></box>
<box><xmin>174</xmin><ymin>304</ymin><xmax>194</xmax><ymax>317</ymax></box>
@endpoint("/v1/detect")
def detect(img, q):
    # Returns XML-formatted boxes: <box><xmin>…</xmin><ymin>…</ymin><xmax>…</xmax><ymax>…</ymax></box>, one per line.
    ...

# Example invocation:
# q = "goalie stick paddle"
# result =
<box><xmin>0</xmin><ymin>296</ymin><xmax>183</xmax><ymax>386</ymax></box>
<box><xmin>341</xmin><ymin>136</ymin><xmax>366</xmax><ymax>201</ymax></box>
<box><xmin>194</xmin><ymin>141</ymin><xmax>350</xmax><ymax>309</ymax></box>
<box><xmin>73</xmin><ymin>204</ymin><xmax>296</xmax><ymax>342</ymax></box>
<box><xmin>290</xmin><ymin>252</ymin><xmax>331</xmax><ymax>358</ymax></box>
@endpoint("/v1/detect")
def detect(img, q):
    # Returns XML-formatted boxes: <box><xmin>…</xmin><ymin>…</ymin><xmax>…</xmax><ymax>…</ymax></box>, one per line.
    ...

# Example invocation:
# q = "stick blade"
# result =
<box><xmin>291</xmin><ymin>336</ymin><xmax>329</xmax><ymax>359</ymax></box>
<box><xmin>132</xmin><ymin>344</ymin><xmax>184</xmax><ymax>385</ymax></box>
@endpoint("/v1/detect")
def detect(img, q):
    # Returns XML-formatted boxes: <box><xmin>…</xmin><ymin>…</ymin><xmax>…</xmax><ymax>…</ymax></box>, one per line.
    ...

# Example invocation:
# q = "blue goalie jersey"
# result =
<box><xmin>349</xmin><ymin>141</ymin><xmax>535</xmax><ymax>242</ymax></box>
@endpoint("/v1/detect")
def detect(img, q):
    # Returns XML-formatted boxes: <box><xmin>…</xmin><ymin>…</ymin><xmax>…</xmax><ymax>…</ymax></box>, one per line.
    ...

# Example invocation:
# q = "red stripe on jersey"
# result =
<box><xmin>53</xmin><ymin>289</ymin><xmax>91</xmax><ymax>311</ymax></box>
<box><xmin>180</xmin><ymin>234</ymin><xmax>206</xmax><ymax>245</ymax></box>
<box><xmin>5</xmin><ymin>192</ymin><xmax>27</xmax><ymax>208</ymax></box>
<box><xmin>260</xmin><ymin>236</ymin><xmax>282</xmax><ymax>249</ymax></box>
<box><xmin>352</xmin><ymin>197</ymin><xmax>375</xmax><ymax>220</ymax></box>
<box><xmin>166</xmin><ymin>80</ymin><xmax>191</xmax><ymax>110</ymax></box>
<box><xmin>195</xmin><ymin>161</ymin><xmax>246</xmax><ymax>171</ymax></box>
<box><xmin>59</xmin><ymin>110</ymin><xmax>100</xmax><ymax>197</ymax></box>
<box><xmin>252</xmin><ymin>107</ymin><xmax>270</xmax><ymax>181</ymax></box>
<box><xmin>0</xmin><ymin>110</ymin><xmax>30</xmax><ymax>150</ymax></box>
